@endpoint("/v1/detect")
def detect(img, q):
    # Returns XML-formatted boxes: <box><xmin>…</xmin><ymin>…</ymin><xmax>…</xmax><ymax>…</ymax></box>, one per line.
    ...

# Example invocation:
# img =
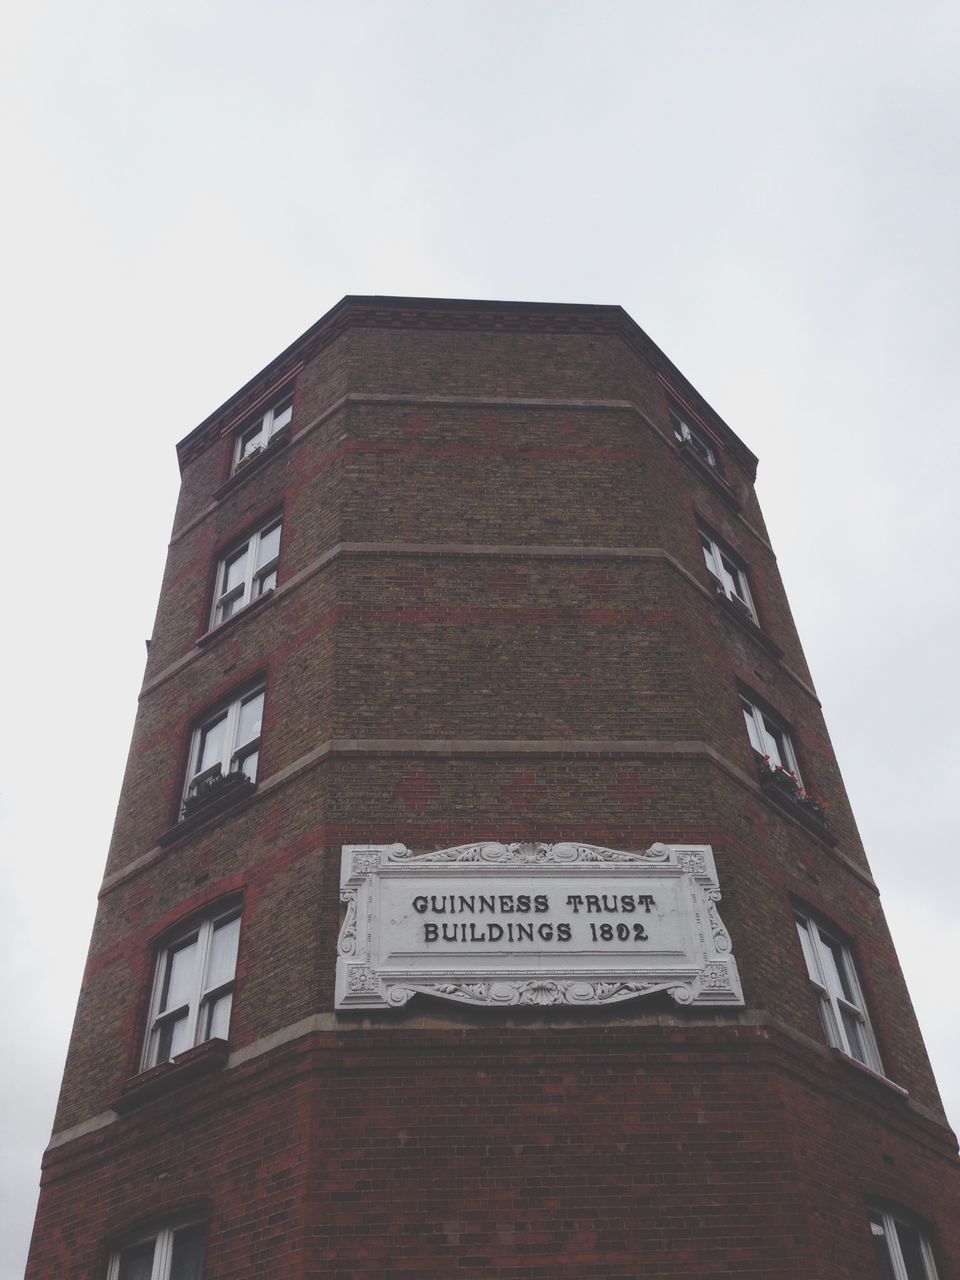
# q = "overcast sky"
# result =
<box><xmin>2</xmin><ymin>2</ymin><xmax>958</xmax><ymax>1275</ymax></box>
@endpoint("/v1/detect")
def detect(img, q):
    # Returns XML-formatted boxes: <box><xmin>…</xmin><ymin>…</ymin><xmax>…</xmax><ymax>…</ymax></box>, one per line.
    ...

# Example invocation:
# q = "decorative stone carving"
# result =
<box><xmin>337</xmin><ymin>890</ymin><xmax>358</xmax><ymax>956</ymax></box>
<box><xmin>336</xmin><ymin>842</ymin><xmax>744</xmax><ymax>1012</ymax></box>
<box><xmin>346</xmin><ymin>964</ymin><xmax>381</xmax><ymax>994</ymax></box>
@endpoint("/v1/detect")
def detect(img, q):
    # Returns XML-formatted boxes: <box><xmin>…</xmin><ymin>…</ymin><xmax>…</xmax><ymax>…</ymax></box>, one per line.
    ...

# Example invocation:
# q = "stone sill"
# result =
<box><xmin>675</xmin><ymin>440</ymin><xmax>741</xmax><ymax>510</ymax></box>
<box><xmin>713</xmin><ymin>589</ymin><xmax>784</xmax><ymax>659</ymax></box>
<box><xmin>213</xmin><ymin>426</ymin><xmax>291</xmax><ymax>500</ymax></box>
<box><xmin>759</xmin><ymin>776</ymin><xmax>838</xmax><ymax>847</ymax></box>
<box><xmin>833</xmin><ymin>1048</ymin><xmax>909</xmax><ymax>1099</ymax></box>
<box><xmin>156</xmin><ymin>778</ymin><xmax>256</xmax><ymax>847</ymax></box>
<box><xmin>115</xmin><ymin>1038</ymin><xmax>229</xmax><ymax>1112</ymax></box>
<box><xmin>196</xmin><ymin>588</ymin><xmax>275</xmax><ymax>648</ymax></box>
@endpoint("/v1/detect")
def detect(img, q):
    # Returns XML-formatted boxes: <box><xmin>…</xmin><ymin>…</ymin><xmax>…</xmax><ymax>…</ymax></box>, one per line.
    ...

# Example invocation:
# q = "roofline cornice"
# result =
<box><xmin>175</xmin><ymin>295</ymin><xmax>759</xmax><ymax>475</ymax></box>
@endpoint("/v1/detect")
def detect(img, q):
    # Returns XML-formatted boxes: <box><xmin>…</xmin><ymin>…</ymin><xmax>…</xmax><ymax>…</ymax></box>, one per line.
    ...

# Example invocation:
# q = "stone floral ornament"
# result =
<box><xmin>759</xmin><ymin>756</ymin><xmax>829</xmax><ymax>824</ymax></box>
<box><xmin>336</xmin><ymin>841</ymin><xmax>744</xmax><ymax>1012</ymax></box>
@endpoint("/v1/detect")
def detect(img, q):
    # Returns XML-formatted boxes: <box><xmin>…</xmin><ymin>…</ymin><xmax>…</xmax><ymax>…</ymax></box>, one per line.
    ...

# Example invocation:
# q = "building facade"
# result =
<box><xmin>27</xmin><ymin>297</ymin><xmax>959</xmax><ymax>1278</ymax></box>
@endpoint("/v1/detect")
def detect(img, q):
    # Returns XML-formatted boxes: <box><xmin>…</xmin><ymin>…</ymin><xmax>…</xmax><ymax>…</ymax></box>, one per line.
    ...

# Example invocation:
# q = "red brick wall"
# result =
<box><xmin>29</xmin><ymin>1028</ymin><xmax>960</xmax><ymax>1278</ymax></box>
<box><xmin>30</xmin><ymin>299</ymin><xmax>958</xmax><ymax>1278</ymax></box>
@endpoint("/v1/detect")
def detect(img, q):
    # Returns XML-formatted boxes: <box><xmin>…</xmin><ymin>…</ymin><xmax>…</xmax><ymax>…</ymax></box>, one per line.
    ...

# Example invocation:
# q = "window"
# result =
<box><xmin>740</xmin><ymin>695</ymin><xmax>800</xmax><ymax>779</ymax></box>
<box><xmin>144</xmin><ymin>904</ymin><xmax>241</xmax><ymax>1067</ymax></box>
<box><xmin>234</xmin><ymin>391</ymin><xmax>292</xmax><ymax>469</ymax></box>
<box><xmin>672</xmin><ymin>410</ymin><xmax>718</xmax><ymax>469</ymax></box>
<box><xmin>211</xmin><ymin>517</ymin><xmax>281</xmax><ymax>626</ymax></box>
<box><xmin>700</xmin><ymin>527</ymin><xmax>756</xmax><ymax>620</ymax></box>
<box><xmin>108</xmin><ymin>1221</ymin><xmax>206</xmax><ymax>1280</ymax></box>
<box><xmin>869</xmin><ymin>1207</ymin><xmax>939</xmax><ymax>1280</ymax></box>
<box><xmin>184</xmin><ymin>686</ymin><xmax>264</xmax><ymax>806</ymax></box>
<box><xmin>795</xmin><ymin>910</ymin><xmax>881</xmax><ymax>1071</ymax></box>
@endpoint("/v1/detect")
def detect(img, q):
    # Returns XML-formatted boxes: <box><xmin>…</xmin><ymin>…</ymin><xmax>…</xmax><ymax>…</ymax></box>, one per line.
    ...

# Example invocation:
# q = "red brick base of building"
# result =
<box><xmin>29</xmin><ymin>1023</ymin><xmax>960</xmax><ymax>1278</ymax></box>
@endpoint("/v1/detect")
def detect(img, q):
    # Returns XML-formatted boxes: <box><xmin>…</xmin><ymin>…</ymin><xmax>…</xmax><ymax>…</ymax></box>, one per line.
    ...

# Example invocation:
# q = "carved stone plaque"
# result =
<box><xmin>336</xmin><ymin>841</ymin><xmax>743</xmax><ymax>1011</ymax></box>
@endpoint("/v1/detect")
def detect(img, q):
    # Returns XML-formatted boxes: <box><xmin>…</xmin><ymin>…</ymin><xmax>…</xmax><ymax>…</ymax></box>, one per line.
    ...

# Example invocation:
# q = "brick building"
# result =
<box><xmin>27</xmin><ymin>297</ymin><xmax>959</xmax><ymax>1278</ymax></box>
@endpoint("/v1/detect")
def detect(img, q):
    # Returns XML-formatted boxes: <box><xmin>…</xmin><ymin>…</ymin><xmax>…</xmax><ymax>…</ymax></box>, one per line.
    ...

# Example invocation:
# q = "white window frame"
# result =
<box><xmin>740</xmin><ymin>695</ymin><xmax>801</xmax><ymax>781</ymax></box>
<box><xmin>107</xmin><ymin>1219</ymin><xmax>206</xmax><ymax>1280</ymax></box>
<box><xmin>143</xmin><ymin>903</ymin><xmax>241</xmax><ymax>1069</ymax></box>
<box><xmin>869</xmin><ymin>1206</ymin><xmax>939</xmax><ymax>1280</ymax></box>
<box><xmin>233</xmin><ymin>391</ymin><xmax>293</xmax><ymax>470</ymax></box>
<box><xmin>795</xmin><ymin>910</ymin><xmax>882</xmax><ymax>1072</ymax></box>
<box><xmin>183</xmin><ymin>686</ymin><xmax>265</xmax><ymax>807</ymax></box>
<box><xmin>699</xmin><ymin>527</ymin><xmax>756</xmax><ymax>621</ymax></box>
<box><xmin>211</xmin><ymin>516</ymin><xmax>282</xmax><ymax>627</ymax></box>
<box><xmin>672</xmin><ymin>410</ymin><xmax>718</xmax><ymax>469</ymax></box>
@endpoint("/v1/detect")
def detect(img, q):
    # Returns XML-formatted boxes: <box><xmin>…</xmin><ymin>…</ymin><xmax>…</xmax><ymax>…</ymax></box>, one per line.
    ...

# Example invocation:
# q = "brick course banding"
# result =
<box><xmin>27</xmin><ymin>296</ymin><xmax>959</xmax><ymax>1279</ymax></box>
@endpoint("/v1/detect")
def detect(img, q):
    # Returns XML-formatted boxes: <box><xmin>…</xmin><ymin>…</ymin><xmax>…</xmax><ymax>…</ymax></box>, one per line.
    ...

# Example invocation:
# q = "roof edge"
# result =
<box><xmin>175</xmin><ymin>296</ymin><xmax>759</xmax><ymax>473</ymax></box>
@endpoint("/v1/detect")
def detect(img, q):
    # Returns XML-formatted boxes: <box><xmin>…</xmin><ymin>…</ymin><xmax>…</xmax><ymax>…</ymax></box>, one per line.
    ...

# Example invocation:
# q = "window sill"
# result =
<box><xmin>214</xmin><ymin>426</ymin><xmax>291</xmax><ymax>500</ymax></box>
<box><xmin>832</xmin><ymin>1048</ymin><xmax>909</xmax><ymax>1099</ymax></box>
<box><xmin>675</xmin><ymin>440</ymin><xmax>741</xmax><ymax>509</ymax></box>
<box><xmin>115</xmin><ymin>1038</ymin><xmax>229</xmax><ymax>1112</ymax></box>
<box><xmin>759</xmin><ymin>774</ymin><xmax>838</xmax><ymax>847</ymax></box>
<box><xmin>157</xmin><ymin>778</ymin><xmax>256</xmax><ymax>846</ymax></box>
<box><xmin>197</xmin><ymin>588</ymin><xmax>275</xmax><ymax>647</ymax></box>
<box><xmin>713</xmin><ymin>589</ymin><xmax>784</xmax><ymax>659</ymax></box>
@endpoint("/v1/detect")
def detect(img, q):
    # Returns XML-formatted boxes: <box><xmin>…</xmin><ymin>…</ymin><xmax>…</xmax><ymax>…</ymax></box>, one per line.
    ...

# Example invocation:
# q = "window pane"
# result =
<box><xmin>161</xmin><ymin>939</ymin><xmax>198</xmax><ymax>1013</ymax></box>
<box><xmin>197</xmin><ymin>714</ymin><xmax>227</xmax><ymax>775</ymax></box>
<box><xmin>207</xmin><ymin>915</ymin><xmax>240</xmax><ymax>990</ymax></box>
<box><xmin>870</xmin><ymin>1216</ymin><xmax>898</xmax><ymax>1280</ymax></box>
<box><xmin>218</xmin><ymin>591</ymin><xmax>243</xmax><ymax>622</ymax></box>
<box><xmin>762</xmin><ymin>716</ymin><xmax>787</xmax><ymax>769</ymax></box>
<box><xmin>742</xmin><ymin>702</ymin><xmax>765</xmax><ymax>755</ymax></box>
<box><xmin>820</xmin><ymin>933</ymin><xmax>856</xmax><ymax>1002</ymax></box>
<box><xmin>170</xmin><ymin>1012</ymin><xmax>193</xmax><ymax>1058</ymax></box>
<box><xmin>896</xmin><ymin>1221</ymin><xmax>932</xmax><ymax>1280</ymax></box>
<box><xmin>236</xmin><ymin>747</ymin><xmax>258</xmax><ymax>782</ymax></box>
<box><xmin>236</xmin><ymin>692</ymin><xmax>263</xmax><ymax>748</ymax></box>
<box><xmin>720</xmin><ymin>554</ymin><xmax>746</xmax><ymax>602</ymax></box>
<box><xmin>155</xmin><ymin>1009</ymin><xmax>192</xmax><ymax>1064</ymax></box>
<box><xmin>170</xmin><ymin>1224</ymin><xmax>207</xmax><ymax>1280</ymax></box>
<box><xmin>836</xmin><ymin>947</ymin><xmax>859</xmax><ymax>1005</ymax></box>
<box><xmin>206</xmin><ymin>990</ymin><xmax>233</xmax><ymax>1041</ymax></box>
<box><xmin>117</xmin><ymin>1240</ymin><xmax>155</xmax><ymax>1280</ymax></box>
<box><xmin>795</xmin><ymin>918</ymin><xmax>820</xmax><ymax>984</ymax></box>
<box><xmin>256</xmin><ymin>569</ymin><xmax>277</xmax><ymax>595</ymax></box>
<box><xmin>223</xmin><ymin>546</ymin><xmax>249</xmax><ymax>595</ymax></box>
<box><xmin>691</xmin><ymin>434</ymin><xmax>711</xmax><ymax>462</ymax></box>
<box><xmin>701</xmin><ymin>535</ymin><xmax>721</xmax><ymax>580</ymax></box>
<box><xmin>816</xmin><ymin>930</ymin><xmax>843</xmax><ymax>993</ymax></box>
<box><xmin>840</xmin><ymin>1005</ymin><xmax>867</xmax><ymax>1063</ymax></box>
<box><xmin>271</xmin><ymin>397</ymin><xmax>293</xmax><ymax>433</ymax></box>
<box><xmin>817</xmin><ymin>992</ymin><xmax>841</xmax><ymax>1049</ymax></box>
<box><xmin>154</xmin><ymin>1020</ymin><xmax>173</xmax><ymax>1065</ymax></box>
<box><xmin>239</xmin><ymin>423</ymin><xmax>265</xmax><ymax>457</ymax></box>
<box><xmin>256</xmin><ymin>523</ymin><xmax>281</xmax><ymax>568</ymax></box>
<box><xmin>681</xmin><ymin>423</ymin><xmax>715</xmax><ymax>465</ymax></box>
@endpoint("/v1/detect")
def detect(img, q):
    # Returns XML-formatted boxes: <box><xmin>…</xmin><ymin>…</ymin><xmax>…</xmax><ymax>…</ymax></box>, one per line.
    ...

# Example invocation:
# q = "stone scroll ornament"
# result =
<box><xmin>336</xmin><ymin>842</ymin><xmax>744</xmax><ymax>1011</ymax></box>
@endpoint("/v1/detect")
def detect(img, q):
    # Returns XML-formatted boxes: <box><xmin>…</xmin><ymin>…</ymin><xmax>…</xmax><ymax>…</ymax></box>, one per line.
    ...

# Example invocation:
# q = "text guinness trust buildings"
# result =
<box><xmin>28</xmin><ymin>297</ymin><xmax>959</xmax><ymax>1279</ymax></box>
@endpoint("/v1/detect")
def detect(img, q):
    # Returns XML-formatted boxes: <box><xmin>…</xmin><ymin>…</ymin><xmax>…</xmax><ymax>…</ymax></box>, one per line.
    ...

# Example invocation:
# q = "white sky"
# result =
<box><xmin>2</xmin><ymin>2</ymin><xmax>958</xmax><ymax>1275</ymax></box>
